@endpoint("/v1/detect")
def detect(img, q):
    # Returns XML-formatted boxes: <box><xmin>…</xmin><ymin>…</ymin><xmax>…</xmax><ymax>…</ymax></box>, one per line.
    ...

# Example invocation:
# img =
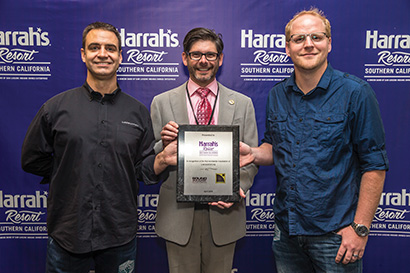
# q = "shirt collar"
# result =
<box><xmin>187</xmin><ymin>78</ymin><xmax>218</xmax><ymax>97</ymax></box>
<box><xmin>285</xmin><ymin>63</ymin><xmax>334</xmax><ymax>95</ymax></box>
<box><xmin>83</xmin><ymin>82</ymin><xmax>121</xmax><ymax>104</ymax></box>
<box><xmin>316</xmin><ymin>63</ymin><xmax>333</xmax><ymax>90</ymax></box>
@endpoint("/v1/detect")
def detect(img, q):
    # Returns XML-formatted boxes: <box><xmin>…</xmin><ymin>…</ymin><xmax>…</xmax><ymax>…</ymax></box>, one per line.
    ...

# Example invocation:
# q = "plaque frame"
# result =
<box><xmin>177</xmin><ymin>125</ymin><xmax>240</xmax><ymax>203</ymax></box>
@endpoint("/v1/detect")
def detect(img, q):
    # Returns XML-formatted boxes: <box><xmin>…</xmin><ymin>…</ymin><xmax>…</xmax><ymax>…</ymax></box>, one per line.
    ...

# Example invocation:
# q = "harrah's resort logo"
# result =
<box><xmin>364</xmin><ymin>30</ymin><xmax>410</xmax><ymax>82</ymax></box>
<box><xmin>136</xmin><ymin>191</ymin><xmax>276</xmax><ymax>238</ymax></box>
<box><xmin>120</xmin><ymin>28</ymin><xmax>178</xmax><ymax>64</ymax></box>
<box><xmin>199</xmin><ymin>140</ymin><xmax>218</xmax><ymax>156</ymax></box>
<box><xmin>117</xmin><ymin>28</ymin><xmax>180</xmax><ymax>81</ymax></box>
<box><xmin>0</xmin><ymin>190</ymin><xmax>48</xmax><ymax>238</ymax></box>
<box><xmin>240</xmin><ymin>29</ymin><xmax>293</xmax><ymax>82</ymax></box>
<box><xmin>0</xmin><ymin>27</ymin><xmax>50</xmax><ymax>62</ymax></box>
<box><xmin>371</xmin><ymin>189</ymin><xmax>410</xmax><ymax>237</ymax></box>
<box><xmin>245</xmin><ymin>191</ymin><xmax>275</xmax><ymax>236</ymax></box>
<box><xmin>0</xmin><ymin>27</ymin><xmax>51</xmax><ymax>81</ymax></box>
<box><xmin>136</xmin><ymin>193</ymin><xmax>158</xmax><ymax>237</ymax></box>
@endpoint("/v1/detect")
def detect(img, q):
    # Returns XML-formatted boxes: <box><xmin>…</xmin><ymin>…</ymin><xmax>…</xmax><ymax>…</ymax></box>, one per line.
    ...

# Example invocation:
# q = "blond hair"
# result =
<box><xmin>285</xmin><ymin>8</ymin><xmax>331</xmax><ymax>41</ymax></box>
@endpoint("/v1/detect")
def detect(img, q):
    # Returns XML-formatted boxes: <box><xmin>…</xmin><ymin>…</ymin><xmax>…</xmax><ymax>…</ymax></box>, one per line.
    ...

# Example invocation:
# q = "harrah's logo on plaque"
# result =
<box><xmin>199</xmin><ymin>140</ymin><xmax>219</xmax><ymax>156</ymax></box>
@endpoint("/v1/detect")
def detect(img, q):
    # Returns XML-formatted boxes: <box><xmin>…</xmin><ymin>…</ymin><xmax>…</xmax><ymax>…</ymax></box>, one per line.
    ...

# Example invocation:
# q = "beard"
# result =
<box><xmin>188</xmin><ymin>63</ymin><xmax>219</xmax><ymax>86</ymax></box>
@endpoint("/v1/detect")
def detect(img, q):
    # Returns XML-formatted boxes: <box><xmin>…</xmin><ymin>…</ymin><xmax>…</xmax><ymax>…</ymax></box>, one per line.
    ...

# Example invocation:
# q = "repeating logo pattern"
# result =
<box><xmin>0</xmin><ymin>27</ymin><xmax>51</xmax><ymax>81</ymax></box>
<box><xmin>240</xmin><ymin>29</ymin><xmax>293</xmax><ymax>82</ymax></box>
<box><xmin>117</xmin><ymin>28</ymin><xmax>180</xmax><ymax>82</ymax></box>
<box><xmin>0</xmin><ymin>190</ymin><xmax>48</xmax><ymax>239</ymax></box>
<box><xmin>364</xmin><ymin>30</ymin><xmax>410</xmax><ymax>82</ymax></box>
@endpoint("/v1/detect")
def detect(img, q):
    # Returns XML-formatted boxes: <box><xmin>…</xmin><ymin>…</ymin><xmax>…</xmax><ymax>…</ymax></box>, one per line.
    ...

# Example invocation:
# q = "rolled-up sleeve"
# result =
<box><xmin>351</xmin><ymin>84</ymin><xmax>389</xmax><ymax>173</ymax></box>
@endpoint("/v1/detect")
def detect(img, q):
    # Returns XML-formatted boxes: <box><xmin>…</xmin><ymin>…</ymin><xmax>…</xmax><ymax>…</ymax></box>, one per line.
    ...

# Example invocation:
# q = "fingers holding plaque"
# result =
<box><xmin>177</xmin><ymin>125</ymin><xmax>240</xmax><ymax>203</ymax></box>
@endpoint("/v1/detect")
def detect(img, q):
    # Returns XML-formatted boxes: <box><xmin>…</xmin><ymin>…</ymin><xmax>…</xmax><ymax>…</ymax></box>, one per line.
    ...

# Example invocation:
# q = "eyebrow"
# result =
<box><xmin>87</xmin><ymin>43</ymin><xmax>118</xmax><ymax>49</ymax></box>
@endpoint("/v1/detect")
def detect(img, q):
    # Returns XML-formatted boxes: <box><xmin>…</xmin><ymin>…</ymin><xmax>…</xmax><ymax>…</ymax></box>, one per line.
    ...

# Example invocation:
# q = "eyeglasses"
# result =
<box><xmin>187</xmin><ymin>51</ymin><xmax>220</xmax><ymax>61</ymax></box>
<box><xmin>289</xmin><ymin>32</ymin><xmax>329</xmax><ymax>44</ymax></box>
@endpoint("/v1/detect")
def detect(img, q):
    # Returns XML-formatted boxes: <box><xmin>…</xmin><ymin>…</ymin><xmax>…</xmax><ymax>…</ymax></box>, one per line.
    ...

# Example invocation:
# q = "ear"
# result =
<box><xmin>285</xmin><ymin>42</ymin><xmax>290</xmax><ymax>57</ymax></box>
<box><xmin>81</xmin><ymin>48</ymin><xmax>86</xmax><ymax>63</ymax></box>
<box><xmin>182</xmin><ymin>51</ymin><xmax>188</xmax><ymax>66</ymax></box>
<box><xmin>119</xmin><ymin>49</ymin><xmax>123</xmax><ymax>64</ymax></box>
<box><xmin>218</xmin><ymin>52</ymin><xmax>224</xmax><ymax>66</ymax></box>
<box><xmin>327</xmin><ymin>37</ymin><xmax>332</xmax><ymax>53</ymax></box>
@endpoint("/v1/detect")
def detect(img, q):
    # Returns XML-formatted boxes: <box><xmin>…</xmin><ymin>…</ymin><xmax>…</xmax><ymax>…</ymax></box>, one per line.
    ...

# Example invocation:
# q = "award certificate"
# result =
<box><xmin>177</xmin><ymin>125</ymin><xmax>240</xmax><ymax>202</ymax></box>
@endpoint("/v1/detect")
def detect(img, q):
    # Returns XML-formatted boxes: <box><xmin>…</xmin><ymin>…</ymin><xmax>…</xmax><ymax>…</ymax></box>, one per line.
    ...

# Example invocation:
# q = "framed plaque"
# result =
<box><xmin>177</xmin><ymin>125</ymin><xmax>240</xmax><ymax>202</ymax></box>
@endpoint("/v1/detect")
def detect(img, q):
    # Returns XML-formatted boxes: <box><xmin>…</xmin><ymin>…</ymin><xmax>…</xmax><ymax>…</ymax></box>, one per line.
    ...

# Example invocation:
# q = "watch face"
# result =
<box><xmin>352</xmin><ymin>222</ymin><xmax>369</xmax><ymax>236</ymax></box>
<box><xmin>357</xmin><ymin>225</ymin><xmax>369</xmax><ymax>236</ymax></box>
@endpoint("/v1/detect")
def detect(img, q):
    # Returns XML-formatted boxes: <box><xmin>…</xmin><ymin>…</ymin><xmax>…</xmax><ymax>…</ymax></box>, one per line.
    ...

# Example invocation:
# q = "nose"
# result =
<box><xmin>199</xmin><ymin>54</ymin><xmax>208</xmax><ymax>63</ymax></box>
<box><xmin>304</xmin><ymin>35</ymin><xmax>314</xmax><ymax>46</ymax></box>
<box><xmin>98</xmin><ymin>47</ymin><xmax>109</xmax><ymax>57</ymax></box>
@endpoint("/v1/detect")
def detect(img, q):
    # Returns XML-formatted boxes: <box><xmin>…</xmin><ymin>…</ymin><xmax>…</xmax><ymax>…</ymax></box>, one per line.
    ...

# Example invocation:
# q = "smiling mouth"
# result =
<box><xmin>301</xmin><ymin>53</ymin><xmax>317</xmax><ymax>57</ymax></box>
<box><xmin>197</xmin><ymin>67</ymin><xmax>211</xmax><ymax>72</ymax></box>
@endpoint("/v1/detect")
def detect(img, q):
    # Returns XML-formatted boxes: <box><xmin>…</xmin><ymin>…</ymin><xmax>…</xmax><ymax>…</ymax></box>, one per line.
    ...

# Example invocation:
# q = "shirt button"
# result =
<box><xmin>299</xmin><ymin>118</ymin><xmax>303</xmax><ymax>122</ymax></box>
<box><xmin>100</xmin><ymin>141</ymin><xmax>104</xmax><ymax>146</ymax></box>
<box><xmin>296</xmin><ymin>141</ymin><xmax>300</xmax><ymax>145</ymax></box>
<box><xmin>290</xmin><ymin>208</ymin><xmax>295</xmax><ymax>212</ymax></box>
<box><xmin>98</xmin><ymin>163</ymin><xmax>102</xmax><ymax>168</ymax></box>
<box><xmin>290</xmin><ymin>186</ymin><xmax>295</xmax><ymax>190</ymax></box>
<box><xmin>101</xmin><ymin>120</ymin><xmax>105</xmax><ymax>124</ymax></box>
<box><xmin>293</xmin><ymin>164</ymin><xmax>296</xmax><ymax>167</ymax></box>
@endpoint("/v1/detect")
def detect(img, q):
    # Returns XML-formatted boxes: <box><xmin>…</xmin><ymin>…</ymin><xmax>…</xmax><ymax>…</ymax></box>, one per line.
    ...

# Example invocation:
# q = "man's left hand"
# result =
<box><xmin>335</xmin><ymin>225</ymin><xmax>368</xmax><ymax>264</ymax></box>
<box><xmin>208</xmin><ymin>188</ymin><xmax>246</xmax><ymax>209</ymax></box>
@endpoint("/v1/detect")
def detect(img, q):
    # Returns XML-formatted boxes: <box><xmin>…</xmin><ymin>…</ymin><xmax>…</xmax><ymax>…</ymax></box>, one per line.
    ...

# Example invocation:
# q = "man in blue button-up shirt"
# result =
<box><xmin>240</xmin><ymin>8</ymin><xmax>389</xmax><ymax>273</ymax></box>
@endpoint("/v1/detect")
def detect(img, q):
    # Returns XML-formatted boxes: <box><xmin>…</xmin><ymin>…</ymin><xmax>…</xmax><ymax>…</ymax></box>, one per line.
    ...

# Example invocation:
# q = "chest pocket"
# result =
<box><xmin>116</xmin><ymin>123</ymin><xmax>143</xmax><ymax>157</ymax></box>
<box><xmin>268</xmin><ymin>113</ymin><xmax>288</xmax><ymax>146</ymax></box>
<box><xmin>313</xmin><ymin>113</ymin><xmax>346</xmax><ymax>147</ymax></box>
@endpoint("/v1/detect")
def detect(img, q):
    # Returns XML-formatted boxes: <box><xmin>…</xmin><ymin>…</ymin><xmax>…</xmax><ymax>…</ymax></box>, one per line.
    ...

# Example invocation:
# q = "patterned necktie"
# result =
<box><xmin>196</xmin><ymin>87</ymin><xmax>212</xmax><ymax>125</ymax></box>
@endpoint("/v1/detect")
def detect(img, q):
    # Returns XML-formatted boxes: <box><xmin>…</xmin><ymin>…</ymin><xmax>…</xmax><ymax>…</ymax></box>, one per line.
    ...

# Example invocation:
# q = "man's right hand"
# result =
<box><xmin>239</xmin><ymin>141</ymin><xmax>255</xmax><ymax>167</ymax></box>
<box><xmin>240</xmin><ymin>142</ymin><xmax>274</xmax><ymax>167</ymax></box>
<box><xmin>161</xmin><ymin>121</ymin><xmax>179</xmax><ymax>148</ymax></box>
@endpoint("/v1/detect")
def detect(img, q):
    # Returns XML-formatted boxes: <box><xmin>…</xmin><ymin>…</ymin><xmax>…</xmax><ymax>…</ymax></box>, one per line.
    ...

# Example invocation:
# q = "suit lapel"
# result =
<box><xmin>217</xmin><ymin>83</ymin><xmax>235</xmax><ymax>125</ymax></box>
<box><xmin>170</xmin><ymin>84</ymin><xmax>190</xmax><ymax>124</ymax></box>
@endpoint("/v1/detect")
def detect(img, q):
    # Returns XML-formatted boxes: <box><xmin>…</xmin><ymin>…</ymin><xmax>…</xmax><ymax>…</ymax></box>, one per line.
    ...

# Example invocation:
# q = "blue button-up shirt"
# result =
<box><xmin>262</xmin><ymin>64</ymin><xmax>389</xmax><ymax>235</ymax></box>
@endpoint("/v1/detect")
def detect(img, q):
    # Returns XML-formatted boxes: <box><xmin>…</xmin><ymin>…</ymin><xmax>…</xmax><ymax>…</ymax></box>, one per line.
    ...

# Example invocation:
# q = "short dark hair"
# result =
<box><xmin>183</xmin><ymin>27</ymin><xmax>224</xmax><ymax>54</ymax></box>
<box><xmin>82</xmin><ymin>22</ymin><xmax>121</xmax><ymax>51</ymax></box>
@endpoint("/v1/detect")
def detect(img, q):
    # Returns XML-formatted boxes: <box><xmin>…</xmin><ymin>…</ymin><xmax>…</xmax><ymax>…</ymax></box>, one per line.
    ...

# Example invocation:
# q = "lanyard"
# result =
<box><xmin>186</xmin><ymin>82</ymin><xmax>219</xmax><ymax>125</ymax></box>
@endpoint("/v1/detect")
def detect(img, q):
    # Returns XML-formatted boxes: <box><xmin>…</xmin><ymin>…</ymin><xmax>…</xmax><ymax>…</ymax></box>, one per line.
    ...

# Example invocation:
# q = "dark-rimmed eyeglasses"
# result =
<box><xmin>289</xmin><ymin>32</ymin><xmax>329</xmax><ymax>44</ymax></box>
<box><xmin>187</xmin><ymin>51</ymin><xmax>220</xmax><ymax>61</ymax></box>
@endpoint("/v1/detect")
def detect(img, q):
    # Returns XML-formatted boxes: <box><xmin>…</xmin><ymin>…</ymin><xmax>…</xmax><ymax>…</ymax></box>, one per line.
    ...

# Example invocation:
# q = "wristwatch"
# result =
<box><xmin>351</xmin><ymin>222</ymin><xmax>370</xmax><ymax>237</ymax></box>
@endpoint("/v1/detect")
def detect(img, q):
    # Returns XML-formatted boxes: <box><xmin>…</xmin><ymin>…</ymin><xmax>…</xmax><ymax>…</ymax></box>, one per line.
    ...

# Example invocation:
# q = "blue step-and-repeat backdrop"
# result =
<box><xmin>1</xmin><ymin>0</ymin><xmax>409</xmax><ymax>272</ymax></box>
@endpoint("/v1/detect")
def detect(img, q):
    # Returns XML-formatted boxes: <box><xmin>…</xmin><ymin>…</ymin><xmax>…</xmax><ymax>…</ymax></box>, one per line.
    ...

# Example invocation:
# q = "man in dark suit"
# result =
<box><xmin>150</xmin><ymin>27</ymin><xmax>258</xmax><ymax>273</ymax></box>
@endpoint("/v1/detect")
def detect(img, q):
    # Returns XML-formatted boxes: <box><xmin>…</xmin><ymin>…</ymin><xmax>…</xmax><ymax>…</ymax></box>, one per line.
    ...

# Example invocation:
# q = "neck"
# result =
<box><xmin>86</xmin><ymin>76</ymin><xmax>118</xmax><ymax>95</ymax></box>
<box><xmin>190</xmin><ymin>76</ymin><xmax>216</xmax><ymax>88</ymax></box>
<box><xmin>294</xmin><ymin>63</ymin><xmax>327</xmax><ymax>94</ymax></box>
